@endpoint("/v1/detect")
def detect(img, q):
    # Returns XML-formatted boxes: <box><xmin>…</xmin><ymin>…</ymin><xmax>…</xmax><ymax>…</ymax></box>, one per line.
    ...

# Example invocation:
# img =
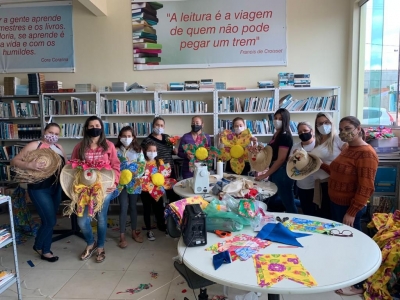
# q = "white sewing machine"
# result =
<box><xmin>192</xmin><ymin>163</ymin><xmax>210</xmax><ymax>194</ymax></box>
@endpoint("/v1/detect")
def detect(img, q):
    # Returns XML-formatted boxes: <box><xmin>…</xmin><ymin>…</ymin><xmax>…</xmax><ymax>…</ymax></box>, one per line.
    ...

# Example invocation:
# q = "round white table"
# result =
<box><xmin>173</xmin><ymin>173</ymin><xmax>278</xmax><ymax>200</ymax></box>
<box><xmin>177</xmin><ymin>213</ymin><xmax>381</xmax><ymax>299</ymax></box>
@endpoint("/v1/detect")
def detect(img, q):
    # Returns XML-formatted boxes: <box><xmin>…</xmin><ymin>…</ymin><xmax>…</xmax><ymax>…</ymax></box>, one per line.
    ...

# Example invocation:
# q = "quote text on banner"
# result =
<box><xmin>132</xmin><ymin>0</ymin><xmax>287</xmax><ymax>70</ymax></box>
<box><xmin>0</xmin><ymin>2</ymin><xmax>74</xmax><ymax>73</ymax></box>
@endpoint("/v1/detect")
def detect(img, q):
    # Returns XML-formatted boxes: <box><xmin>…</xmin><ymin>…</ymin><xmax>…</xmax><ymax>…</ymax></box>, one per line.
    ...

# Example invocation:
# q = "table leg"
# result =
<box><xmin>268</xmin><ymin>294</ymin><xmax>280</xmax><ymax>300</ymax></box>
<box><xmin>52</xmin><ymin>214</ymin><xmax>84</xmax><ymax>242</ymax></box>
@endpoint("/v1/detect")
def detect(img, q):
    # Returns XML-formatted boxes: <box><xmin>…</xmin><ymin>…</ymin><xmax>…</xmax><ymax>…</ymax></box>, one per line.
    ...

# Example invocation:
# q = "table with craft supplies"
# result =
<box><xmin>176</xmin><ymin>213</ymin><xmax>381</xmax><ymax>300</ymax></box>
<box><xmin>173</xmin><ymin>173</ymin><xmax>278</xmax><ymax>200</ymax></box>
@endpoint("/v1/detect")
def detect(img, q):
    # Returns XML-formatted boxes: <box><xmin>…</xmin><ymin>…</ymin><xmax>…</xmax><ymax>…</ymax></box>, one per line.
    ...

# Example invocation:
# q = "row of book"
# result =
<box><xmin>4</xmin><ymin>77</ymin><xmax>21</xmax><ymax>96</ymax></box>
<box><xmin>28</xmin><ymin>73</ymin><xmax>45</xmax><ymax>95</ymax></box>
<box><xmin>0</xmin><ymin>268</ymin><xmax>14</xmax><ymax>288</ymax></box>
<box><xmin>0</xmin><ymin>100</ymin><xmax>41</xmax><ymax>118</ymax></box>
<box><xmin>43</xmin><ymin>97</ymin><xmax>96</xmax><ymax>116</ymax></box>
<box><xmin>279</xmin><ymin>94</ymin><xmax>338</xmax><ymax>111</ymax></box>
<box><xmin>101</xmin><ymin>98</ymin><xmax>155</xmax><ymax>114</ymax></box>
<box><xmin>278</xmin><ymin>73</ymin><xmax>311</xmax><ymax>88</ymax></box>
<box><xmin>75</xmin><ymin>84</ymin><xmax>96</xmax><ymax>93</ymax></box>
<box><xmin>159</xmin><ymin>100</ymin><xmax>209</xmax><ymax>114</ymax></box>
<box><xmin>0</xmin><ymin>123</ymin><xmax>41</xmax><ymax>140</ymax></box>
<box><xmin>219</xmin><ymin>118</ymin><xmax>299</xmax><ymax>135</ymax></box>
<box><xmin>0</xmin><ymin>144</ymin><xmax>25</xmax><ymax>160</ymax></box>
<box><xmin>104</xmin><ymin>122</ymin><xmax>153</xmax><ymax>137</ymax></box>
<box><xmin>218</xmin><ymin>97</ymin><xmax>275</xmax><ymax>113</ymax></box>
<box><xmin>0</xmin><ymin>164</ymin><xmax>12</xmax><ymax>181</ymax></box>
<box><xmin>45</xmin><ymin>81</ymin><xmax>63</xmax><ymax>93</ymax></box>
<box><xmin>258</xmin><ymin>81</ymin><xmax>274</xmax><ymax>89</ymax></box>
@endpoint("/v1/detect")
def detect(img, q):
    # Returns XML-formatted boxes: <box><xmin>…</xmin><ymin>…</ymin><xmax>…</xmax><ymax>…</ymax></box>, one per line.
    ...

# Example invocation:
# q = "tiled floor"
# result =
<box><xmin>0</xmin><ymin>214</ymin><xmax>364</xmax><ymax>300</ymax></box>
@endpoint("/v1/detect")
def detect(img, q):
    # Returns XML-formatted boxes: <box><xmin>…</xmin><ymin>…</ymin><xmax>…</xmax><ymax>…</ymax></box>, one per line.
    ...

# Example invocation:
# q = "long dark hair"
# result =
<box><xmin>340</xmin><ymin>116</ymin><xmax>366</xmax><ymax>141</ymax></box>
<box><xmin>115</xmin><ymin>126</ymin><xmax>141</xmax><ymax>152</ymax></box>
<box><xmin>275</xmin><ymin>108</ymin><xmax>292</xmax><ymax>137</ymax></box>
<box><xmin>142</xmin><ymin>141</ymin><xmax>160</xmax><ymax>168</ymax></box>
<box><xmin>79</xmin><ymin>116</ymin><xmax>108</xmax><ymax>160</ymax></box>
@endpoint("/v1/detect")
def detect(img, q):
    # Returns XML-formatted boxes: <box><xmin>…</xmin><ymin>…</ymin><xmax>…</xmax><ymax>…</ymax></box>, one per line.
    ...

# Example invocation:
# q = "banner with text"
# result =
<box><xmin>0</xmin><ymin>1</ymin><xmax>74</xmax><ymax>73</ymax></box>
<box><xmin>132</xmin><ymin>0</ymin><xmax>287</xmax><ymax>70</ymax></box>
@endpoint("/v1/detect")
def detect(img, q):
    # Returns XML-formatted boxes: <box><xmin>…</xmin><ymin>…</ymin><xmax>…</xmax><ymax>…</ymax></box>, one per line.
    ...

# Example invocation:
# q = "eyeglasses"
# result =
<box><xmin>276</xmin><ymin>216</ymin><xmax>289</xmax><ymax>223</ymax></box>
<box><xmin>324</xmin><ymin>229</ymin><xmax>353</xmax><ymax>237</ymax></box>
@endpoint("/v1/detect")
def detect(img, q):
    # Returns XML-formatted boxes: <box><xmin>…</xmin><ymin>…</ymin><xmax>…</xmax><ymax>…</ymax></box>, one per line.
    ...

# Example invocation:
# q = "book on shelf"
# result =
<box><xmin>4</xmin><ymin>77</ymin><xmax>21</xmax><ymax>96</ymax></box>
<box><xmin>15</xmin><ymin>85</ymin><xmax>29</xmax><ymax>95</ymax></box>
<box><xmin>0</xmin><ymin>100</ymin><xmax>40</xmax><ymax>118</ymax></box>
<box><xmin>0</xmin><ymin>144</ymin><xmax>25</xmax><ymax>160</ymax></box>
<box><xmin>43</xmin><ymin>97</ymin><xmax>96</xmax><ymax>116</ymax></box>
<box><xmin>103</xmin><ymin>122</ymin><xmax>152</xmax><ymax>137</ymax></box>
<box><xmin>0</xmin><ymin>164</ymin><xmax>12</xmax><ymax>182</ymax></box>
<box><xmin>59</xmin><ymin>123</ymin><xmax>84</xmax><ymax>138</ymax></box>
<box><xmin>160</xmin><ymin>100</ymin><xmax>208</xmax><ymax>114</ymax></box>
<box><xmin>0</xmin><ymin>270</ymin><xmax>14</xmax><ymax>285</ymax></box>
<box><xmin>218</xmin><ymin>97</ymin><xmax>274</xmax><ymax>113</ymax></box>
<box><xmin>28</xmin><ymin>73</ymin><xmax>45</xmax><ymax>95</ymax></box>
<box><xmin>100</xmin><ymin>97</ymin><xmax>155</xmax><ymax>114</ymax></box>
<box><xmin>0</xmin><ymin>229</ymin><xmax>10</xmax><ymax>243</ymax></box>
<box><xmin>44</xmin><ymin>81</ymin><xmax>63</xmax><ymax>93</ymax></box>
<box><xmin>75</xmin><ymin>84</ymin><xmax>96</xmax><ymax>93</ymax></box>
<box><xmin>0</xmin><ymin>123</ymin><xmax>41</xmax><ymax>140</ymax></box>
<box><xmin>279</xmin><ymin>95</ymin><xmax>338</xmax><ymax>111</ymax></box>
<box><xmin>218</xmin><ymin>118</ymin><xmax>298</xmax><ymax>135</ymax></box>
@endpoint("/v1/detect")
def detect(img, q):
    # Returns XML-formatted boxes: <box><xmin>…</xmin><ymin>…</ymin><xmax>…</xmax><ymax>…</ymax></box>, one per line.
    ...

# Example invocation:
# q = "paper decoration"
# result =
<box><xmin>283</xmin><ymin>217</ymin><xmax>340</xmax><ymax>234</ymax></box>
<box><xmin>256</xmin><ymin>223</ymin><xmax>311</xmax><ymax>247</ymax></box>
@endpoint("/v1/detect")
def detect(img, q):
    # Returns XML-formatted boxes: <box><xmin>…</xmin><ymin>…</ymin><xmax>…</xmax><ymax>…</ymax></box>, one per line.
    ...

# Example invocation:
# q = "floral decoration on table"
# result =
<box><xmin>219</xmin><ymin>129</ymin><xmax>252</xmax><ymax>175</ymax></box>
<box><xmin>365</xmin><ymin>126</ymin><xmax>395</xmax><ymax>142</ymax></box>
<box><xmin>117</xmin><ymin>156</ymin><xmax>145</xmax><ymax>194</ymax></box>
<box><xmin>141</xmin><ymin>159</ymin><xmax>177</xmax><ymax>201</ymax></box>
<box><xmin>183</xmin><ymin>135</ymin><xmax>220</xmax><ymax>172</ymax></box>
<box><xmin>253</xmin><ymin>254</ymin><xmax>317</xmax><ymax>288</ymax></box>
<box><xmin>166</xmin><ymin>135</ymin><xmax>181</xmax><ymax>147</ymax></box>
<box><xmin>283</xmin><ymin>217</ymin><xmax>341</xmax><ymax>234</ymax></box>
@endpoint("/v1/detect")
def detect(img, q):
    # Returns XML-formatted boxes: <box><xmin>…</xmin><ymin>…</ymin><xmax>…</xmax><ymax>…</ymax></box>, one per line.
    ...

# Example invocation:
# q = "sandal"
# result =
<box><xmin>335</xmin><ymin>287</ymin><xmax>364</xmax><ymax>296</ymax></box>
<box><xmin>80</xmin><ymin>241</ymin><xmax>97</xmax><ymax>261</ymax></box>
<box><xmin>96</xmin><ymin>249</ymin><xmax>106</xmax><ymax>263</ymax></box>
<box><xmin>119</xmin><ymin>239</ymin><xmax>128</xmax><ymax>248</ymax></box>
<box><xmin>132</xmin><ymin>230</ymin><xmax>143</xmax><ymax>243</ymax></box>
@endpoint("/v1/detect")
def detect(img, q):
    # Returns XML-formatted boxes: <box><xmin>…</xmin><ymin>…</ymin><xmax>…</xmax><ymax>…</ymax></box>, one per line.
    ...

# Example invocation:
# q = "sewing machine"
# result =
<box><xmin>192</xmin><ymin>163</ymin><xmax>210</xmax><ymax>194</ymax></box>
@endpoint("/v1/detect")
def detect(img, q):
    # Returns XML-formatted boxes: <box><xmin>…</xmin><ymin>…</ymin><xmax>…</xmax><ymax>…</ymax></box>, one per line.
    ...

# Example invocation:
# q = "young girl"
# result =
<box><xmin>141</xmin><ymin>142</ymin><xmax>176</xmax><ymax>241</ymax></box>
<box><xmin>116</xmin><ymin>126</ymin><xmax>145</xmax><ymax>248</ymax></box>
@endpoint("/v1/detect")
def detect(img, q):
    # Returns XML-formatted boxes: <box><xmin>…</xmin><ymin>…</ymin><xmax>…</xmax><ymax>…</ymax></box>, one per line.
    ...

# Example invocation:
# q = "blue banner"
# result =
<box><xmin>0</xmin><ymin>1</ymin><xmax>74</xmax><ymax>73</ymax></box>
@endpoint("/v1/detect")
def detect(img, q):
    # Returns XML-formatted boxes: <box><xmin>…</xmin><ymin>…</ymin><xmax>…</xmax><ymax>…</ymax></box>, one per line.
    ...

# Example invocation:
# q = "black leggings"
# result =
<box><xmin>141</xmin><ymin>192</ymin><xmax>166</xmax><ymax>231</ymax></box>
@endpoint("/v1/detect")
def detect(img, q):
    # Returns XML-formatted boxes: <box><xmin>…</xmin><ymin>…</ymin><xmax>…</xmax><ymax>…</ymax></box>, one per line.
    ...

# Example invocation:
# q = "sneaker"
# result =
<box><xmin>147</xmin><ymin>231</ymin><xmax>155</xmax><ymax>241</ymax></box>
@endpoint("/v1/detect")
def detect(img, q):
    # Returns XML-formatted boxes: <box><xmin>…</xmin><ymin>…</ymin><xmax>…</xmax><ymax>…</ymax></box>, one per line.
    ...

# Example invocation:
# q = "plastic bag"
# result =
<box><xmin>204</xmin><ymin>199</ymin><xmax>251</xmax><ymax>226</ymax></box>
<box><xmin>206</xmin><ymin>217</ymin><xmax>244</xmax><ymax>232</ymax></box>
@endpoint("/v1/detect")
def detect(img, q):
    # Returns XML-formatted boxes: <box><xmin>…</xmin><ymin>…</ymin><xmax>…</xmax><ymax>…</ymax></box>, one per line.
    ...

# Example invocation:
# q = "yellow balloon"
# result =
<box><xmin>195</xmin><ymin>147</ymin><xmax>209</xmax><ymax>160</ymax></box>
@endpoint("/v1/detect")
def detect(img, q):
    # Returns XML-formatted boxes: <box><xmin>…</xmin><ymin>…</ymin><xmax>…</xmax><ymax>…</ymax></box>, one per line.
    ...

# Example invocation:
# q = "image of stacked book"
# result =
<box><xmin>28</xmin><ymin>73</ymin><xmax>45</xmax><ymax>95</ymax></box>
<box><xmin>15</xmin><ymin>85</ymin><xmax>29</xmax><ymax>95</ymax></box>
<box><xmin>75</xmin><ymin>84</ymin><xmax>96</xmax><ymax>92</ymax></box>
<box><xmin>132</xmin><ymin>1</ymin><xmax>163</xmax><ymax>69</ymax></box>
<box><xmin>258</xmin><ymin>81</ymin><xmax>275</xmax><ymax>89</ymax></box>
<box><xmin>278</xmin><ymin>73</ymin><xmax>294</xmax><ymax>88</ymax></box>
<box><xmin>199</xmin><ymin>79</ymin><xmax>215</xmax><ymax>91</ymax></box>
<box><xmin>111</xmin><ymin>82</ymin><xmax>128</xmax><ymax>92</ymax></box>
<box><xmin>45</xmin><ymin>81</ymin><xmax>62</xmax><ymax>93</ymax></box>
<box><xmin>184</xmin><ymin>81</ymin><xmax>199</xmax><ymax>91</ymax></box>
<box><xmin>3</xmin><ymin>77</ymin><xmax>21</xmax><ymax>96</ymax></box>
<box><xmin>294</xmin><ymin>74</ymin><xmax>311</xmax><ymax>87</ymax></box>
<box><xmin>169</xmin><ymin>82</ymin><xmax>184</xmax><ymax>91</ymax></box>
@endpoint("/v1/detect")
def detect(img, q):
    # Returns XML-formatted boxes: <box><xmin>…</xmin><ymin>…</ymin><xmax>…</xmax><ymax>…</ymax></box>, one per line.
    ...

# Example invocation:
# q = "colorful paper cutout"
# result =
<box><xmin>283</xmin><ymin>217</ymin><xmax>341</xmax><ymax>234</ymax></box>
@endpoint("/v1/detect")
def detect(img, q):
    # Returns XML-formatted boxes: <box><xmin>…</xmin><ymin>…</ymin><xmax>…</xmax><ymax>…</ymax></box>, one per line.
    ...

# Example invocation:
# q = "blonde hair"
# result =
<box><xmin>314</xmin><ymin>112</ymin><xmax>336</xmax><ymax>154</ymax></box>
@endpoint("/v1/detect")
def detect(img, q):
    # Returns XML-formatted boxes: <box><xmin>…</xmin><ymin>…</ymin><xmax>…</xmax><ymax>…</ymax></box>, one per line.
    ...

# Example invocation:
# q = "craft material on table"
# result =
<box><xmin>253</xmin><ymin>254</ymin><xmax>317</xmax><ymax>288</ymax></box>
<box><xmin>256</xmin><ymin>223</ymin><xmax>311</xmax><ymax>247</ymax></box>
<box><xmin>205</xmin><ymin>234</ymin><xmax>271</xmax><ymax>261</ymax></box>
<box><xmin>283</xmin><ymin>217</ymin><xmax>340</xmax><ymax>234</ymax></box>
<box><xmin>167</xmin><ymin>196</ymin><xmax>209</xmax><ymax>224</ymax></box>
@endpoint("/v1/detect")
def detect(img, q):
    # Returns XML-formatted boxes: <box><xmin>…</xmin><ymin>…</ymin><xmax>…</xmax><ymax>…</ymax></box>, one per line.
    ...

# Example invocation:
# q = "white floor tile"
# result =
<box><xmin>283</xmin><ymin>291</ymin><xmax>343</xmax><ymax>300</ymax></box>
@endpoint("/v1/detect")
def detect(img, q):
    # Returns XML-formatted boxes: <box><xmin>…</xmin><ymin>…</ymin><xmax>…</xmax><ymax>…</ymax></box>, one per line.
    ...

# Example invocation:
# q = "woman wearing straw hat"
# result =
<box><xmin>67</xmin><ymin>116</ymin><xmax>120</xmax><ymax>263</ymax></box>
<box><xmin>11</xmin><ymin>123</ymin><xmax>66</xmax><ymax>262</ymax></box>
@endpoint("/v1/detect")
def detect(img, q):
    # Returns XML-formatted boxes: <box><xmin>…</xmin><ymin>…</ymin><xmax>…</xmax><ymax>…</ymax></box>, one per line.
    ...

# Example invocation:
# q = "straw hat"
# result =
<box><xmin>60</xmin><ymin>164</ymin><xmax>115</xmax><ymax>201</ymax></box>
<box><xmin>286</xmin><ymin>148</ymin><xmax>321</xmax><ymax>180</ymax></box>
<box><xmin>13</xmin><ymin>148</ymin><xmax>62</xmax><ymax>184</ymax></box>
<box><xmin>247</xmin><ymin>145</ymin><xmax>273</xmax><ymax>172</ymax></box>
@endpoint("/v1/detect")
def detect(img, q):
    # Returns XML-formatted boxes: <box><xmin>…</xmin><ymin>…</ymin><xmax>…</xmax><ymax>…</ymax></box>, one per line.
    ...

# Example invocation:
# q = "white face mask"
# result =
<box><xmin>120</xmin><ymin>137</ymin><xmax>133</xmax><ymax>147</ymax></box>
<box><xmin>153</xmin><ymin>127</ymin><xmax>164</xmax><ymax>135</ymax></box>
<box><xmin>317</xmin><ymin>124</ymin><xmax>332</xmax><ymax>135</ymax></box>
<box><xmin>273</xmin><ymin>120</ymin><xmax>282</xmax><ymax>130</ymax></box>
<box><xmin>234</xmin><ymin>126</ymin><xmax>245</xmax><ymax>134</ymax></box>
<box><xmin>146</xmin><ymin>152</ymin><xmax>157</xmax><ymax>160</ymax></box>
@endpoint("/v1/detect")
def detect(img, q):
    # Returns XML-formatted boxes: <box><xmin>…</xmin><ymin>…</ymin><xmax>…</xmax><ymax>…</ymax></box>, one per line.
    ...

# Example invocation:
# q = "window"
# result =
<box><xmin>358</xmin><ymin>0</ymin><xmax>400</xmax><ymax>126</ymax></box>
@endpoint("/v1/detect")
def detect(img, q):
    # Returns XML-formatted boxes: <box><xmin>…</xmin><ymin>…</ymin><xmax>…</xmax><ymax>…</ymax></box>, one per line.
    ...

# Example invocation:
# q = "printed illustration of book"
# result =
<box><xmin>134</xmin><ymin>53</ymin><xmax>159</xmax><ymax>57</ymax></box>
<box><xmin>133</xmin><ymin>43</ymin><xmax>162</xmax><ymax>49</ymax></box>
<box><xmin>134</xmin><ymin>57</ymin><xmax>161</xmax><ymax>64</ymax></box>
<box><xmin>132</xmin><ymin>12</ymin><xmax>158</xmax><ymax>23</ymax></box>
<box><xmin>133</xmin><ymin>48</ymin><xmax>162</xmax><ymax>54</ymax></box>
<box><xmin>133</xmin><ymin>32</ymin><xmax>157</xmax><ymax>41</ymax></box>
<box><xmin>132</xmin><ymin>24</ymin><xmax>156</xmax><ymax>34</ymax></box>
<box><xmin>133</xmin><ymin>38</ymin><xmax>156</xmax><ymax>44</ymax></box>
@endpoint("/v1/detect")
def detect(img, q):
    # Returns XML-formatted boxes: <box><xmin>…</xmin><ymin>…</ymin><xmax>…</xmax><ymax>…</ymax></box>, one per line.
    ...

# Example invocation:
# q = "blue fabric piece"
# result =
<box><xmin>213</xmin><ymin>251</ymin><xmax>231</xmax><ymax>270</ymax></box>
<box><xmin>256</xmin><ymin>222</ymin><xmax>311</xmax><ymax>247</ymax></box>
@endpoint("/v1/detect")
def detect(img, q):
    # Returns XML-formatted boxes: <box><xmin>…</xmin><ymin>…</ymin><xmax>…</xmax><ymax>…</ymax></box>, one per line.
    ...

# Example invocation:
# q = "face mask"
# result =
<box><xmin>234</xmin><ymin>126</ymin><xmax>245</xmax><ymax>134</ymax></box>
<box><xmin>339</xmin><ymin>128</ymin><xmax>357</xmax><ymax>142</ymax></box>
<box><xmin>44</xmin><ymin>134</ymin><xmax>58</xmax><ymax>144</ymax></box>
<box><xmin>86</xmin><ymin>128</ymin><xmax>102</xmax><ymax>137</ymax></box>
<box><xmin>153</xmin><ymin>127</ymin><xmax>164</xmax><ymax>135</ymax></box>
<box><xmin>317</xmin><ymin>124</ymin><xmax>332</xmax><ymax>135</ymax></box>
<box><xmin>191</xmin><ymin>125</ymin><xmax>202</xmax><ymax>132</ymax></box>
<box><xmin>299</xmin><ymin>132</ymin><xmax>312</xmax><ymax>142</ymax></box>
<box><xmin>273</xmin><ymin>120</ymin><xmax>282</xmax><ymax>130</ymax></box>
<box><xmin>146</xmin><ymin>152</ymin><xmax>157</xmax><ymax>160</ymax></box>
<box><xmin>120</xmin><ymin>137</ymin><xmax>133</xmax><ymax>147</ymax></box>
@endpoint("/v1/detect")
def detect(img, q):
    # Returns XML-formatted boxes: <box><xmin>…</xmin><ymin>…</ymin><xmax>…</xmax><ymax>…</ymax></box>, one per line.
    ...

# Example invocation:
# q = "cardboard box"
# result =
<box><xmin>370</xmin><ymin>137</ymin><xmax>399</xmax><ymax>153</ymax></box>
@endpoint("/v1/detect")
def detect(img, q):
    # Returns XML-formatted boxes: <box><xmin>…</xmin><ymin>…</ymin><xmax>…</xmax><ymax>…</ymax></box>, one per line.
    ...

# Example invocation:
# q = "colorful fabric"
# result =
<box><xmin>182</xmin><ymin>135</ymin><xmax>220</xmax><ymax>172</ymax></box>
<box><xmin>283</xmin><ymin>217</ymin><xmax>341</xmax><ymax>234</ymax></box>
<box><xmin>238</xmin><ymin>199</ymin><xmax>257</xmax><ymax>218</ymax></box>
<box><xmin>141</xmin><ymin>159</ymin><xmax>177</xmax><ymax>201</ymax></box>
<box><xmin>363</xmin><ymin>210</ymin><xmax>400</xmax><ymax>300</ymax></box>
<box><xmin>117</xmin><ymin>154</ymin><xmax>145</xmax><ymax>195</ymax></box>
<box><xmin>205</xmin><ymin>234</ymin><xmax>271</xmax><ymax>261</ymax></box>
<box><xmin>219</xmin><ymin>129</ymin><xmax>252</xmax><ymax>175</ymax></box>
<box><xmin>167</xmin><ymin>196</ymin><xmax>209</xmax><ymax>224</ymax></box>
<box><xmin>74</xmin><ymin>183</ymin><xmax>102</xmax><ymax>217</ymax></box>
<box><xmin>253</xmin><ymin>254</ymin><xmax>317</xmax><ymax>288</ymax></box>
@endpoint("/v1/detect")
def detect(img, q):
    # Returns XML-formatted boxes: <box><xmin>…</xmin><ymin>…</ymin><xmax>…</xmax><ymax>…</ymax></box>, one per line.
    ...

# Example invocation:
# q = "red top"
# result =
<box><xmin>71</xmin><ymin>140</ymin><xmax>120</xmax><ymax>186</ymax></box>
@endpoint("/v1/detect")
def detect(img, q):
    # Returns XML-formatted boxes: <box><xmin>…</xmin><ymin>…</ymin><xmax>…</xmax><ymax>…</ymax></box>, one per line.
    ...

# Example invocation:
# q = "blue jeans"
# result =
<box><xmin>330</xmin><ymin>202</ymin><xmax>367</xmax><ymax>231</ymax></box>
<box><xmin>28</xmin><ymin>184</ymin><xmax>62</xmax><ymax>254</ymax></box>
<box><xmin>269</xmin><ymin>163</ymin><xmax>297</xmax><ymax>213</ymax></box>
<box><xmin>77</xmin><ymin>193</ymin><xmax>113</xmax><ymax>248</ymax></box>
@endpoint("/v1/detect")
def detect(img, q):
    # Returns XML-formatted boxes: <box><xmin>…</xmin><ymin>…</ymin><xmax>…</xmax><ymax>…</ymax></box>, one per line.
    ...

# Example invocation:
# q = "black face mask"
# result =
<box><xmin>191</xmin><ymin>125</ymin><xmax>202</xmax><ymax>133</ymax></box>
<box><xmin>299</xmin><ymin>132</ymin><xmax>312</xmax><ymax>142</ymax></box>
<box><xmin>86</xmin><ymin>128</ymin><xmax>102</xmax><ymax>137</ymax></box>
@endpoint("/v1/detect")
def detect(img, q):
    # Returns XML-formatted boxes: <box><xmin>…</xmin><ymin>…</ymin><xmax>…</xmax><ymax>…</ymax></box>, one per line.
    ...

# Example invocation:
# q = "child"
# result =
<box><xmin>141</xmin><ymin>142</ymin><xmax>177</xmax><ymax>241</ymax></box>
<box><xmin>116</xmin><ymin>126</ymin><xmax>145</xmax><ymax>248</ymax></box>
